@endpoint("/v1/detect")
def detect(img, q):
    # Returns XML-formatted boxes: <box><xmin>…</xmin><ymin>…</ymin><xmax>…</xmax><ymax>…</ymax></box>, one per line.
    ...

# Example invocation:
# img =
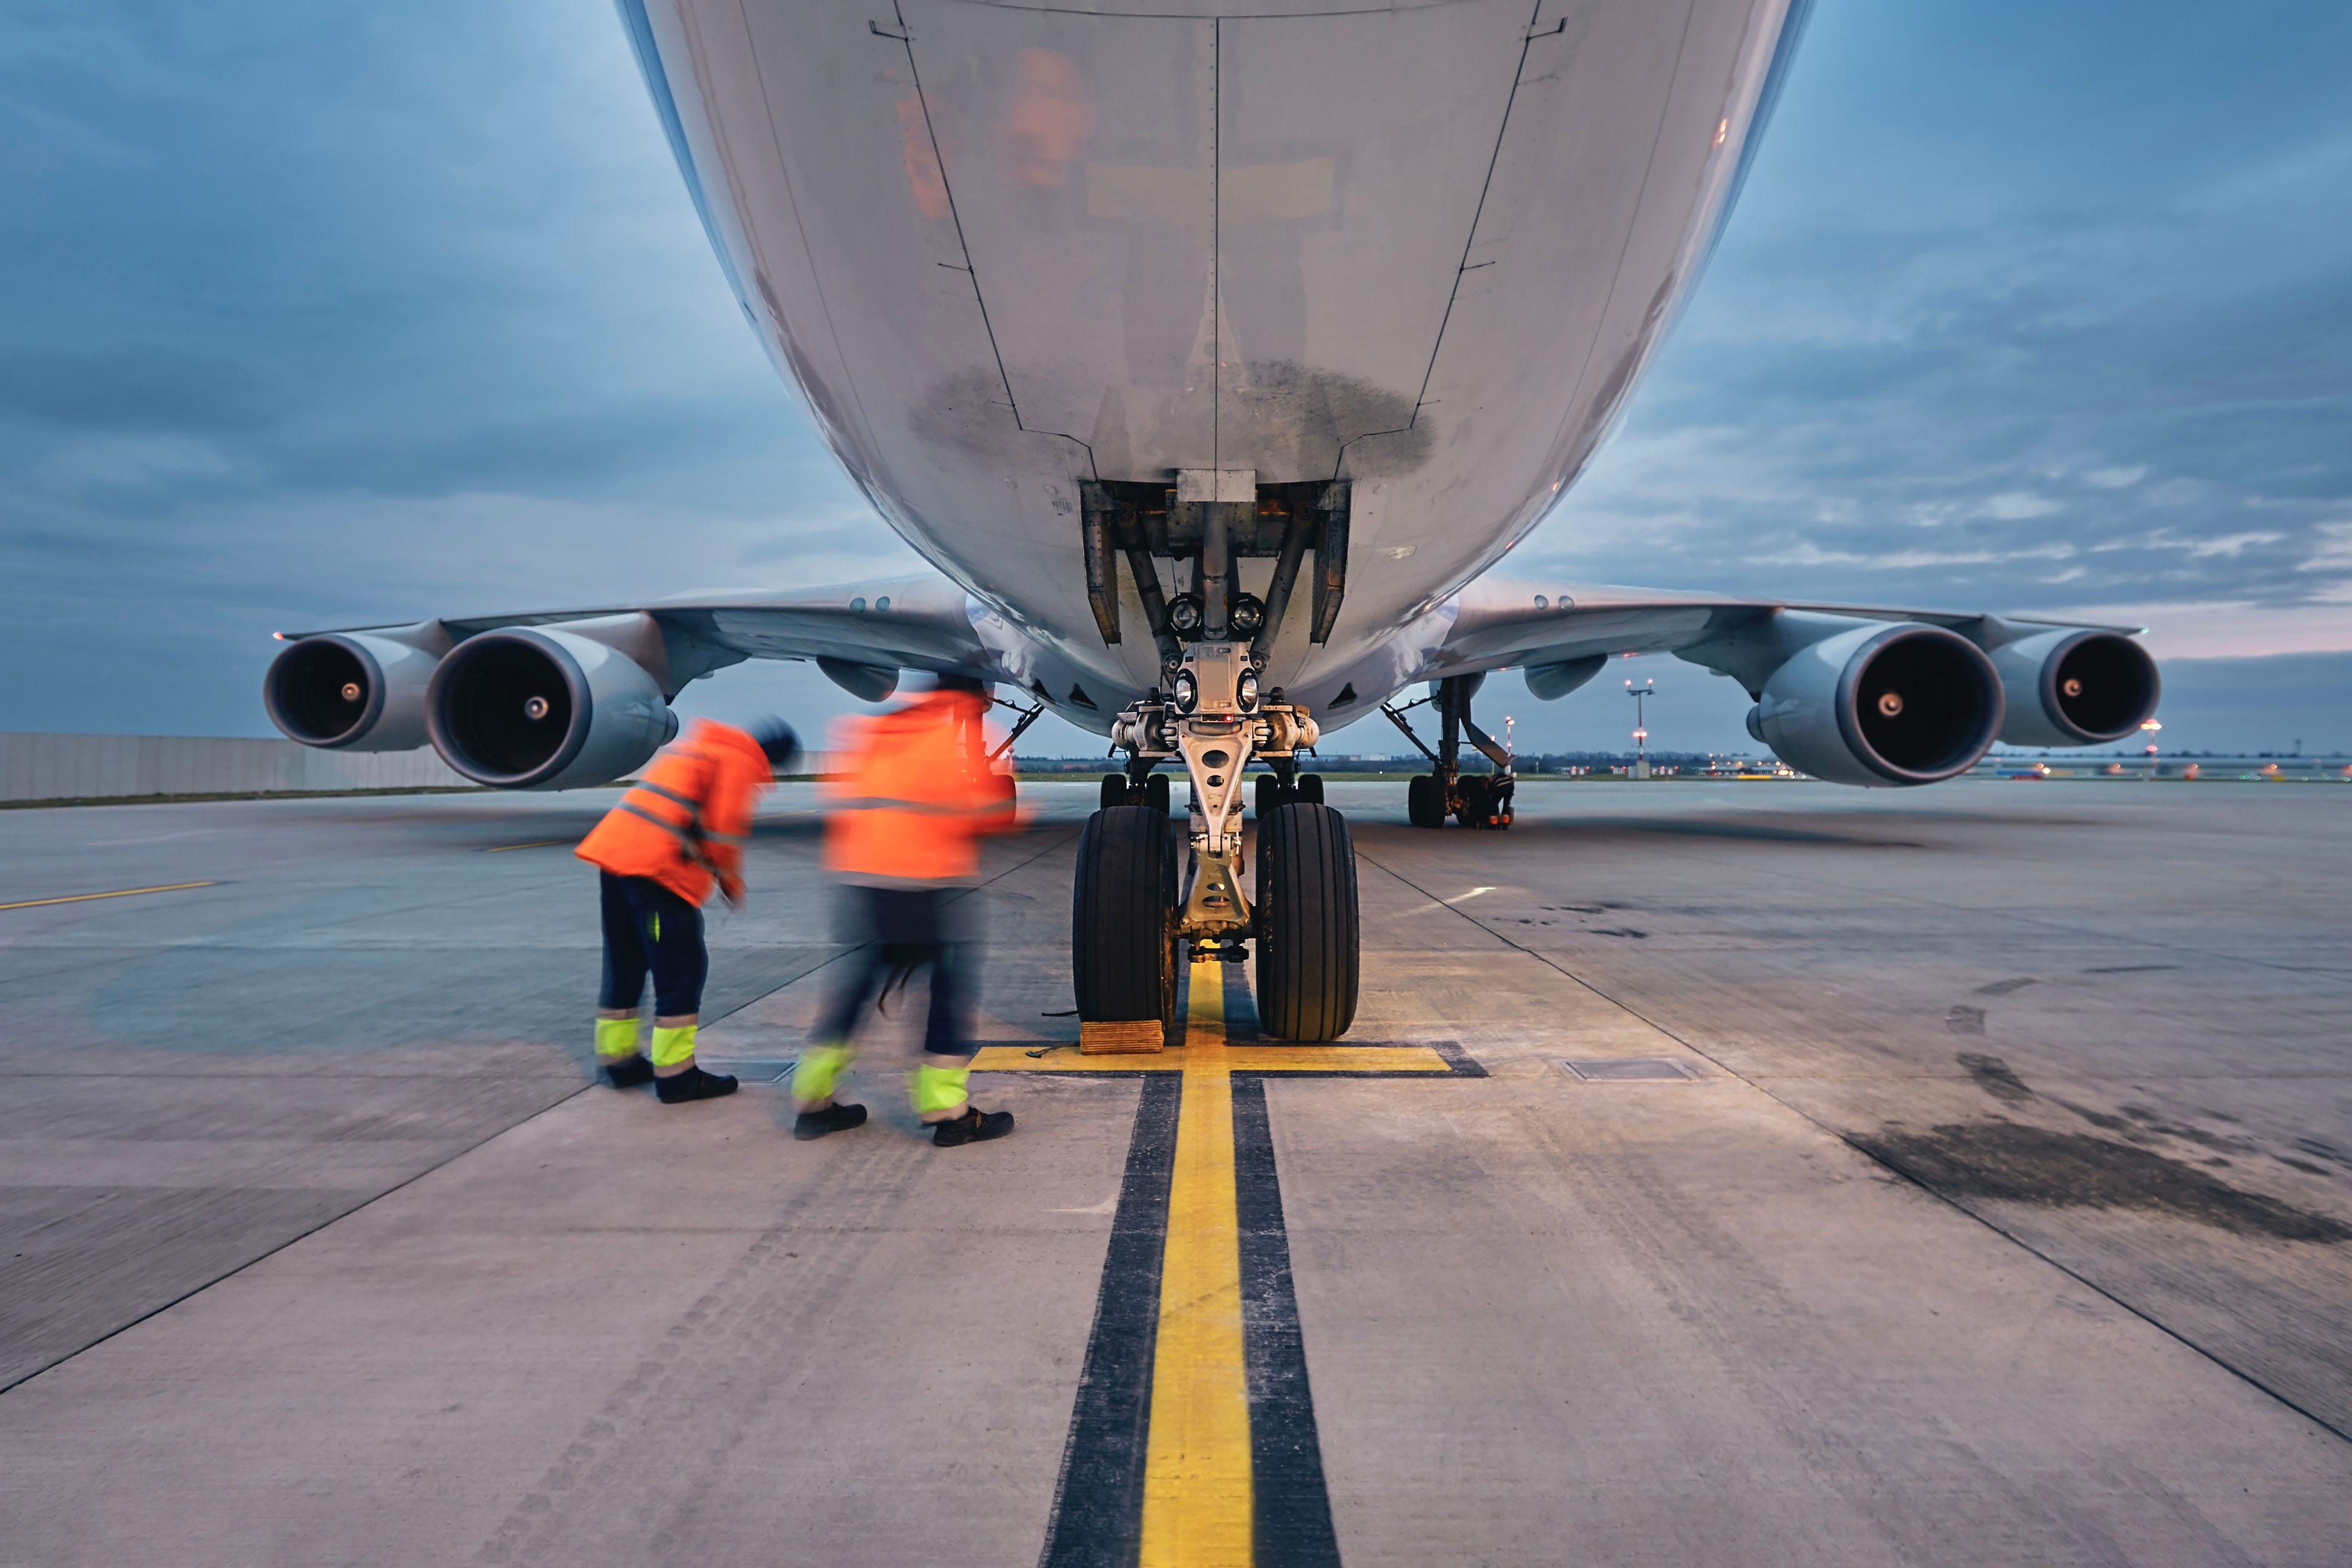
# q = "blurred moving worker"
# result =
<box><xmin>575</xmin><ymin>717</ymin><xmax>800</xmax><ymax>1102</ymax></box>
<box><xmin>792</xmin><ymin>674</ymin><xmax>1020</xmax><ymax>1145</ymax></box>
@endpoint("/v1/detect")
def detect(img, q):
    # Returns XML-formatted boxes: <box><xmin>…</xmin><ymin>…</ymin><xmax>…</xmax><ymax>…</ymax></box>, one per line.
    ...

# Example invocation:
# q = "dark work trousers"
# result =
<box><xmin>599</xmin><ymin>872</ymin><xmax>709</xmax><ymax>1017</ymax></box>
<box><xmin>814</xmin><ymin>885</ymin><xmax>974</xmax><ymax>1059</ymax></box>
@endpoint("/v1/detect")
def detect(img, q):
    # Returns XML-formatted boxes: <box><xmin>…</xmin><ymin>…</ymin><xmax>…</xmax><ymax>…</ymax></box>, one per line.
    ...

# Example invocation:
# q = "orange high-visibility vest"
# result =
<box><xmin>576</xmin><ymin>719</ymin><xmax>772</xmax><ymax>906</ymax></box>
<box><xmin>823</xmin><ymin>690</ymin><xmax>1017</xmax><ymax>887</ymax></box>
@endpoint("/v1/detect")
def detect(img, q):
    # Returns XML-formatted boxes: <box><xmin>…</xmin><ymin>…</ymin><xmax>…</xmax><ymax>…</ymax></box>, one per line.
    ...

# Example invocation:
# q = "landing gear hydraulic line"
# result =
<box><xmin>1384</xmin><ymin>673</ymin><xmax>1515</xmax><ymax>829</ymax></box>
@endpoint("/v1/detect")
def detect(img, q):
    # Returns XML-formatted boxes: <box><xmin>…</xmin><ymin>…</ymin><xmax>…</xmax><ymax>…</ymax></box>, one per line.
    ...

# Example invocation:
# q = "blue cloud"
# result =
<box><xmin>1537</xmin><ymin>0</ymin><xmax>2352</xmax><ymax>640</ymax></box>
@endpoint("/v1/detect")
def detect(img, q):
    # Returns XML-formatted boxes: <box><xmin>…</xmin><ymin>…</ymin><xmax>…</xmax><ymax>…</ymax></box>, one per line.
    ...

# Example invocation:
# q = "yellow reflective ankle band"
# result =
<box><xmin>793</xmin><ymin>1043</ymin><xmax>854</xmax><ymax>1102</ymax></box>
<box><xmin>594</xmin><ymin>1017</ymin><xmax>641</xmax><ymax>1060</ymax></box>
<box><xmin>912</xmin><ymin>1063</ymin><xmax>970</xmax><ymax>1115</ymax></box>
<box><xmin>650</xmin><ymin>1023</ymin><xmax>697</xmax><ymax>1069</ymax></box>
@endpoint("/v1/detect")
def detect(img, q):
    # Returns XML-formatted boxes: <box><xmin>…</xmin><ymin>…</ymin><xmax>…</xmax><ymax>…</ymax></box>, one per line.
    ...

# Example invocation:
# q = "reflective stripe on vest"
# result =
<box><xmin>616</xmin><ymin>801</ymin><xmax>699</xmax><ymax>845</ymax></box>
<box><xmin>617</xmin><ymin>753</ymin><xmax>712</xmax><ymax>860</ymax></box>
<box><xmin>633</xmin><ymin>778</ymin><xmax>703</xmax><ymax>812</ymax></box>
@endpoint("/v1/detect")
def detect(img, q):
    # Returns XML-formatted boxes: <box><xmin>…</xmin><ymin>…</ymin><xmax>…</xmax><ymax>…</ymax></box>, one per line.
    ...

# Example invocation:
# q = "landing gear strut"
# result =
<box><xmin>1385</xmin><ymin>674</ymin><xmax>1513</xmax><ymax>829</ymax></box>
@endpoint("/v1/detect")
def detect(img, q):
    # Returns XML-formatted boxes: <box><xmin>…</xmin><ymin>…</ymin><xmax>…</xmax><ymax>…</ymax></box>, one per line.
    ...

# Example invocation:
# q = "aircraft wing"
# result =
<box><xmin>279</xmin><ymin>574</ymin><xmax>993</xmax><ymax>695</ymax></box>
<box><xmin>1420</xmin><ymin>577</ymin><xmax>2147</xmax><ymax>695</ymax></box>
<box><xmin>265</xmin><ymin>573</ymin><xmax>1017</xmax><ymax>786</ymax></box>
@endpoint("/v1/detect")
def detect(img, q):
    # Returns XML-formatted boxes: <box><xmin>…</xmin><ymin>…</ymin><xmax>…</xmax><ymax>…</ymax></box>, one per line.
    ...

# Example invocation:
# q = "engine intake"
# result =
<box><xmin>1990</xmin><ymin>629</ymin><xmax>2159</xmax><ymax>747</ymax></box>
<box><xmin>1749</xmin><ymin>622</ymin><xmax>2003</xmax><ymax>786</ymax></box>
<box><xmin>426</xmin><ymin>627</ymin><xmax>676</xmax><ymax>790</ymax></box>
<box><xmin>263</xmin><ymin>632</ymin><xmax>440</xmax><ymax>752</ymax></box>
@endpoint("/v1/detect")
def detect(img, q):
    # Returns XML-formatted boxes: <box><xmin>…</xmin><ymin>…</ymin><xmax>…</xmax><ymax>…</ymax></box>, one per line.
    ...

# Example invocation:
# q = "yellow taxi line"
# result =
<box><xmin>1139</xmin><ymin>960</ymin><xmax>1253</xmax><ymax>1567</ymax></box>
<box><xmin>969</xmin><ymin>1044</ymin><xmax>1453</xmax><ymax>1074</ymax></box>
<box><xmin>0</xmin><ymin>881</ymin><xmax>217</xmax><ymax>913</ymax></box>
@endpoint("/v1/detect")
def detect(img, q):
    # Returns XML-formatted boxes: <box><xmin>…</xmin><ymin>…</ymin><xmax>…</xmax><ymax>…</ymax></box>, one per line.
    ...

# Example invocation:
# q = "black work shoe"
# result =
<box><xmin>792</xmin><ymin>1102</ymin><xmax>868</xmax><ymax>1141</ymax></box>
<box><xmin>655</xmin><ymin>1065</ymin><xmax>738</xmax><ymax>1104</ymax></box>
<box><xmin>930</xmin><ymin>1106</ymin><xmax>1014</xmax><ymax>1147</ymax></box>
<box><xmin>601</xmin><ymin>1054</ymin><xmax>654</xmax><ymax>1088</ymax></box>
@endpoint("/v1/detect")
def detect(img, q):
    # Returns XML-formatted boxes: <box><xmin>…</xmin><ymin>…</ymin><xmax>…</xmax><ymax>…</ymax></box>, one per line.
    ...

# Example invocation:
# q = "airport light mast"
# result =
<box><xmin>1626</xmin><ymin>679</ymin><xmax>1656</xmax><ymax>780</ymax></box>
<box><xmin>2141</xmin><ymin>717</ymin><xmax>2162</xmax><ymax>778</ymax></box>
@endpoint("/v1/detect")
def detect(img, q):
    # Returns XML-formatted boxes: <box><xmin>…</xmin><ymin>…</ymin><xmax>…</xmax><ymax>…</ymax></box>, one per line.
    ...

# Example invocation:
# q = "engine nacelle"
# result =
<box><xmin>1748</xmin><ymin>622</ymin><xmax>2003</xmax><ymax>786</ymax></box>
<box><xmin>1989</xmin><ymin>629</ymin><xmax>2159</xmax><ymax>747</ymax></box>
<box><xmin>1525</xmin><ymin>654</ymin><xmax>1607</xmax><ymax>701</ymax></box>
<box><xmin>263</xmin><ymin>631</ymin><xmax>443</xmax><ymax>751</ymax></box>
<box><xmin>818</xmin><ymin>657</ymin><xmax>899</xmax><ymax>703</ymax></box>
<box><xmin>426</xmin><ymin>627</ymin><xmax>677</xmax><ymax>790</ymax></box>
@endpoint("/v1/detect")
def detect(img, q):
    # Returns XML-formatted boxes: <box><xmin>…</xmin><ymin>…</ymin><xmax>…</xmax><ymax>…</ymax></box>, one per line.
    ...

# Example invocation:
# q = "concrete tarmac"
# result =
<box><xmin>1</xmin><ymin>778</ymin><xmax>2348</xmax><ymax>1564</ymax></box>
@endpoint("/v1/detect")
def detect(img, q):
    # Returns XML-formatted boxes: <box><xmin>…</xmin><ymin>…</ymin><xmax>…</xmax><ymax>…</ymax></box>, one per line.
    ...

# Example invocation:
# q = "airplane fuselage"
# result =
<box><xmin>625</xmin><ymin>0</ymin><xmax>1806</xmax><ymax>729</ymax></box>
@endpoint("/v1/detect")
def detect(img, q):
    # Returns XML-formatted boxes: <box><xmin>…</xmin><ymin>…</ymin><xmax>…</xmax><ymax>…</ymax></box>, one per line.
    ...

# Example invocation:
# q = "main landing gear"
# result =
<box><xmin>1388</xmin><ymin>673</ymin><xmax>1514</xmax><ymax>830</ymax></box>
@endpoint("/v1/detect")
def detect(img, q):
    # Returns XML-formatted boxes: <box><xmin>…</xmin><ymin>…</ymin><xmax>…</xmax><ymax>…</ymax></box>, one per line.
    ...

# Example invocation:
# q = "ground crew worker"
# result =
<box><xmin>791</xmin><ymin>673</ymin><xmax>1019</xmax><ymax>1145</ymax></box>
<box><xmin>575</xmin><ymin>716</ymin><xmax>799</xmax><ymax>1103</ymax></box>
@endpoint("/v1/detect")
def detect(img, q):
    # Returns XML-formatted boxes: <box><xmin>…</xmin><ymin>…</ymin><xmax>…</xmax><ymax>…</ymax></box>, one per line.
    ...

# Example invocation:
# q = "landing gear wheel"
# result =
<box><xmin>1254</xmin><ymin>772</ymin><xmax>1291</xmax><ymax>819</ymax></box>
<box><xmin>1294</xmin><ymin>772</ymin><xmax>1325</xmax><ymax>805</ymax></box>
<box><xmin>1100</xmin><ymin>774</ymin><xmax>1129</xmax><ymax>811</ymax></box>
<box><xmin>1144</xmin><ymin>771</ymin><xmax>1172</xmax><ymax>815</ymax></box>
<box><xmin>1454</xmin><ymin>774</ymin><xmax>1489</xmax><ymax>829</ymax></box>
<box><xmin>1407</xmin><ymin>774</ymin><xmax>1446</xmax><ymax>828</ymax></box>
<box><xmin>1254</xmin><ymin>802</ymin><xmax>1360</xmax><ymax>1041</ymax></box>
<box><xmin>1073</xmin><ymin>805</ymin><xmax>1178</xmax><ymax>1041</ymax></box>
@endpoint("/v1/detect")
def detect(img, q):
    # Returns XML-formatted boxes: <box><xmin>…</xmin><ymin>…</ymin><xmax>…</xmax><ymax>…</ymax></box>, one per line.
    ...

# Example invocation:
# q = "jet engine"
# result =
<box><xmin>263</xmin><ymin>630</ymin><xmax>443</xmax><ymax>752</ymax></box>
<box><xmin>1747</xmin><ymin>622</ymin><xmax>2003</xmax><ymax>786</ymax></box>
<box><xmin>1988</xmin><ymin>629</ymin><xmax>2160</xmax><ymax>747</ymax></box>
<box><xmin>426</xmin><ymin>627</ymin><xmax>677</xmax><ymax>790</ymax></box>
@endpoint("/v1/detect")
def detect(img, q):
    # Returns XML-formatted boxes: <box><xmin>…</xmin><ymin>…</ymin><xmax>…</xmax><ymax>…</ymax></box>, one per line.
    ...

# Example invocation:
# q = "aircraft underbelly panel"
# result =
<box><xmin>1211</xmin><ymin>5</ymin><xmax>1528</xmax><ymax>484</ymax></box>
<box><xmin>899</xmin><ymin>4</ymin><xmax>1216</xmax><ymax>475</ymax></box>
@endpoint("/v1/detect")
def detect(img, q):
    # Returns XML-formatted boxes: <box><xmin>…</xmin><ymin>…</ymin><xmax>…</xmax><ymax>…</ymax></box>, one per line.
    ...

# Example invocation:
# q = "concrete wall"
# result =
<box><xmin>1</xmin><ymin>733</ymin><xmax>475</xmax><ymax>804</ymax></box>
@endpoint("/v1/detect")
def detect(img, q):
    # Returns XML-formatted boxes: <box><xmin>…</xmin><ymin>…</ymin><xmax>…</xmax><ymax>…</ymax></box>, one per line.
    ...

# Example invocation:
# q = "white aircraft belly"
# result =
<box><xmin>637</xmin><ymin>0</ymin><xmax>1795</xmax><ymax>725</ymax></box>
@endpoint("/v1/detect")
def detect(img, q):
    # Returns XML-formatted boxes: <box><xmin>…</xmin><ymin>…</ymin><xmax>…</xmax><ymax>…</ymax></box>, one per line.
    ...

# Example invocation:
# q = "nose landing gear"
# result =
<box><xmin>1076</xmin><ymin>473</ymin><xmax>1360</xmax><ymax>1043</ymax></box>
<box><xmin>1085</xmin><ymin>646</ymin><xmax>1355</xmax><ymax>1041</ymax></box>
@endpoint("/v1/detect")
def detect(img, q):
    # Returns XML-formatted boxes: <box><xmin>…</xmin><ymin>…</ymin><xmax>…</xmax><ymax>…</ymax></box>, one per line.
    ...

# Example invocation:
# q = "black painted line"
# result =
<box><xmin>1430</xmin><ymin>1039</ymin><xmax>1488</xmax><ymax>1077</ymax></box>
<box><xmin>1221</xmin><ymin>958</ymin><xmax>1264</xmax><ymax>1040</ymax></box>
<box><xmin>1233</xmin><ymin>1076</ymin><xmax>1344</xmax><ymax>1567</ymax></box>
<box><xmin>1038</xmin><ymin>1074</ymin><xmax>1182</xmax><ymax>1568</ymax></box>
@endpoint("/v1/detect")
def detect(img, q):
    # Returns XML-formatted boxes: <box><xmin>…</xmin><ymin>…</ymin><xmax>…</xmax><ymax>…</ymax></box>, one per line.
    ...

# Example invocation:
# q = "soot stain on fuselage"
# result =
<box><xmin>1853</xmin><ymin>1121</ymin><xmax>2352</xmax><ymax>1244</ymax></box>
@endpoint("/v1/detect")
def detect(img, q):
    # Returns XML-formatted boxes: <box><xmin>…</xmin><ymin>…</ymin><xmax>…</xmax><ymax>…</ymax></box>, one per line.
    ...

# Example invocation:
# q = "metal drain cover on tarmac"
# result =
<box><xmin>1562</xmin><ymin>1058</ymin><xmax>1694</xmax><ymax>1081</ymax></box>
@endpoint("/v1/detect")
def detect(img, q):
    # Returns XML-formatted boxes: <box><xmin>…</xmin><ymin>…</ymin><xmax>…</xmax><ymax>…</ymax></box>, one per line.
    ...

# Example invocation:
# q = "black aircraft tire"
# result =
<box><xmin>1254</xmin><ymin>802</ymin><xmax>1360</xmax><ymax>1041</ymax></box>
<box><xmin>1407</xmin><ymin>773</ymin><xmax>1445</xmax><ymax>828</ymax></box>
<box><xmin>1145</xmin><ymin>771</ymin><xmax>1172</xmax><ymax>815</ymax></box>
<box><xmin>1100</xmin><ymin>774</ymin><xmax>1130</xmax><ymax>811</ymax></box>
<box><xmin>1073</xmin><ymin>805</ymin><xmax>1178</xmax><ymax>1036</ymax></box>
<box><xmin>1455</xmin><ymin>774</ymin><xmax>1490</xmax><ymax>829</ymax></box>
<box><xmin>1295</xmin><ymin>772</ymin><xmax>1325</xmax><ymax>805</ymax></box>
<box><xmin>1254</xmin><ymin>772</ymin><xmax>1290</xmax><ymax>819</ymax></box>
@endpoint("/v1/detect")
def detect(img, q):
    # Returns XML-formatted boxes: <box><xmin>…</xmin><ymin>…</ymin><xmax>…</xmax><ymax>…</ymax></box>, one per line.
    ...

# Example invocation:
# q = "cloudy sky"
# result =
<box><xmin>2</xmin><ymin>0</ymin><xmax>2345</xmax><ymax>757</ymax></box>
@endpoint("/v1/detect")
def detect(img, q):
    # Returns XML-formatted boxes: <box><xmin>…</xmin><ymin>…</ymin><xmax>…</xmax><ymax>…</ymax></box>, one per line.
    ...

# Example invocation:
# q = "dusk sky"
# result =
<box><xmin>2</xmin><ymin>1</ymin><xmax>2345</xmax><ymax>758</ymax></box>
